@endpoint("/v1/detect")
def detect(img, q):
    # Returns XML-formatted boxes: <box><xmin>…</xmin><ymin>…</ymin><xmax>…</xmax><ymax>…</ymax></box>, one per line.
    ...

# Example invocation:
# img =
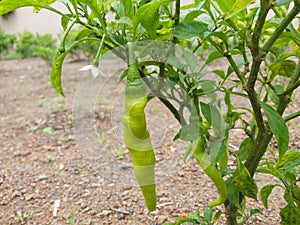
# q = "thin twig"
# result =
<box><xmin>156</xmin><ymin>202</ymin><xmax>174</xmax><ymax>208</ymax></box>
<box><xmin>225</xmin><ymin>53</ymin><xmax>246</xmax><ymax>85</ymax></box>
<box><xmin>110</xmin><ymin>207</ymin><xmax>130</xmax><ymax>215</ymax></box>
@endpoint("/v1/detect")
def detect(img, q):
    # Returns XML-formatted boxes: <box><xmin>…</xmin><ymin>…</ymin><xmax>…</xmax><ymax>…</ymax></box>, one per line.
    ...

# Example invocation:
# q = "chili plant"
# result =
<box><xmin>1</xmin><ymin>0</ymin><xmax>300</xmax><ymax>224</ymax></box>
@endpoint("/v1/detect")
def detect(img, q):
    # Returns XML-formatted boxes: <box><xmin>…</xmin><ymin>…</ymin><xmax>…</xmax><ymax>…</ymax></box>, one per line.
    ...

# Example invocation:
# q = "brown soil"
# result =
<box><xmin>0</xmin><ymin>58</ymin><xmax>297</xmax><ymax>225</ymax></box>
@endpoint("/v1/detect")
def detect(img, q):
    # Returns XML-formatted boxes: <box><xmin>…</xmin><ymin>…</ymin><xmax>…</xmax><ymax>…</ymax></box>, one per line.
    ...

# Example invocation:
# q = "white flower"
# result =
<box><xmin>79</xmin><ymin>65</ymin><xmax>99</xmax><ymax>78</ymax></box>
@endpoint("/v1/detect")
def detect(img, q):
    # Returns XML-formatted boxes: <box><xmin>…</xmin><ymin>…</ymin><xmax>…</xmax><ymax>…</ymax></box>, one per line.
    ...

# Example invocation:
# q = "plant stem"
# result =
<box><xmin>225</xmin><ymin>53</ymin><xmax>246</xmax><ymax>85</ymax></box>
<box><xmin>158</xmin><ymin>97</ymin><xmax>185</xmax><ymax>124</ymax></box>
<box><xmin>225</xmin><ymin>200</ymin><xmax>238</xmax><ymax>225</ymax></box>
<box><xmin>246</xmin><ymin>1</ymin><xmax>300</xmax><ymax>131</ymax></box>
<box><xmin>284</xmin><ymin>111</ymin><xmax>300</xmax><ymax>122</ymax></box>
<box><xmin>42</xmin><ymin>5</ymin><xmax>69</xmax><ymax>17</ymax></box>
<box><xmin>237</xmin><ymin>52</ymin><xmax>300</xmax><ymax>225</ymax></box>
<box><xmin>92</xmin><ymin>34</ymin><xmax>106</xmax><ymax>67</ymax></box>
<box><xmin>172</xmin><ymin>0</ymin><xmax>180</xmax><ymax>43</ymax></box>
<box><xmin>59</xmin><ymin>20</ymin><xmax>77</xmax><ymax>52</ymax></box>
<box><xmin>262</xmin><ymin>4</ymin><xmax>300</xmax><ymax>53</ymax></box>
<box><xmin>246</xmin><ymin>1</ymin><xmax>272</xmax><ymax>132</ymax></box>
<box><xmin>224</xmin><ymin>2</ymin><xmax>300</xmax><ymax>223</ymax></box>
<box><xmin>139</xmin><ymin>68</ymin><xmax>185</xmax><ymax>125</ymax></box>
<box><xmin>250</xmin><ymin>1</ymin><xmax>272</xmax><ymax>54</ymax></box>
<box><xmin>245</xmin><ymin>130</ymin><xmax>272</xmax><ymax>176</ymax></box>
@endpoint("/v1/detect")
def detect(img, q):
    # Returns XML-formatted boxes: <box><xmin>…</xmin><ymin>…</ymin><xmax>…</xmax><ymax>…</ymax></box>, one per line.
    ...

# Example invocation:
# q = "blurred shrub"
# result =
<box><xmin>32</xmin><ymin>33</ymin><xmax>58</xmax><ymax>64</ymax></box>
<box><xmin>14</xmin><ymin>31</ymin><xmax>36</xmax><ymax>58</ymax></box>
<box><xmin>0</xmin><ymin>29</ymin><xmax>16</xmax><ymax>56</ymax></box>
<box><xmin>14</xmin><ymin>31</ymin><xmax>57</xmax><ymax>64</ymax></box>
<box><xmin>0</xmin><ymin>29</ymin><xmax>101</xmax><ymax>64</ymax></box>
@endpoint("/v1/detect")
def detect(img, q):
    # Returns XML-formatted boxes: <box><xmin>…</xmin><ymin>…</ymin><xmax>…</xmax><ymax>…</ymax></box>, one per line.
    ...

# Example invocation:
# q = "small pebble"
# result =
<box><xmin>101</xmin><ymin>210</ymin><xmax>113</xmax><ymax>216</ymax></box>
<box><xmin>38</xmin><ymin>175</ymin><xmax>48</xmax><ymax>181</ymax></box>
<box><xmin>129</xmin><ymin>208</ymin><xmax>134</xmax><ymax>215</ymax></box>
<box><xmin>118</xmin><ymin>213</ymin><xmax>125</xmax><ymax>220</ymax></box>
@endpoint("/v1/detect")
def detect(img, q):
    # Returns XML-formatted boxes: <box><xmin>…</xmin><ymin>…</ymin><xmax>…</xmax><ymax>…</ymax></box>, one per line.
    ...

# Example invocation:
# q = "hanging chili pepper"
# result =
<box><xmin>186</xmin><ymin>99</ymin><xmax>227</xmax><ymax>207</ymax></box>
<box><xmin>121</xmin><ymin>44</ymin><xmax>156</xmax><ymax>211</ymax></box>
<box><xmin>193</xmin><ymin>138</ymin><xmax>228</xmax><ymax>207</ymax></box>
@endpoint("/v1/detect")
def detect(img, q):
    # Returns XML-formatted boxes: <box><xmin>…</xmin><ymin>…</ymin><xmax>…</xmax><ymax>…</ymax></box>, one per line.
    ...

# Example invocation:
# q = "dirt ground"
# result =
<box><xmin>0</xmin><ymin>58</ymin><xmax>298</xmax><ymax>225</ymax></box>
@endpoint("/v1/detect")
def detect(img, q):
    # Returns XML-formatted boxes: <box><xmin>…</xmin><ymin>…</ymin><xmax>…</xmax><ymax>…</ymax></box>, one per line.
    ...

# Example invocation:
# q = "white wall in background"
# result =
<box><xmin>0</xmin><ymin>2</ymin><xmax>66</xmax><ymax>36</ymax></box>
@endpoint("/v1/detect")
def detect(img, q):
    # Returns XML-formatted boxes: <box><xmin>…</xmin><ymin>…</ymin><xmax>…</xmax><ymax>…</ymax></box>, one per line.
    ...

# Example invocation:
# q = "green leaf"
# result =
<box><xmin>180</xmin><ymin>1</ymin><xmax>199</xmax><ymax>10</ymax></box>
<box><xmin>189</xmin><ymin>209</ymin><xmax>201</xmax><ymax>222</ymax></box>
<box><xmin>51</xmin><ymin>52</ymin><xmax>67</xmax><ymax>96</ymax></box>
<box><xmin>183</xmin><ymin>10</ymin><xmax>203</xmax><ymax>22</ymax></box>
<box><xmin>257</xmin><ymin>165</ymin><xmax>283</xmax><ymax>180</ymax></box>
<box><xmin>273</xmin><ymin>33</ymin><xmax>294</xmax><ymax>47</ymax></box>
<box><xmin>119</xmin><ymin>0</ymin><xmax>134</xmax><ymax>19</ymax></box>
<box><xmin>183</xmin><ymin>49</ymin><xmax>197</xmax><ymax>71</ymax></box>
<box><xmin>222</xmin><ymin>168</ymin><xmax>233</xmax><ymax>176</ymax></box>
<box><xmin>277</xmin><ymin>150</ymin><xmax>300</xmax><ymax>167</ymax></box>
<box><xmin>203</xmin><ymin>207</ymin><xmax>213</xmax><ymax>223</ymax></box>
<box><xmin>116</xmin><ymin>16</ymin><xmax>133</xmax><ymax>27</ymax></box>
<box><xmin>280</xmin><ymin>202</ymin><xmax>300</xmax><ymax>225</ymax></box>
<box><xmin>200</xmin><ymin>102</ymin><xmax>212</xmax><ymax>124</ymax></box>
<box><xmin>269</xmin><ymin>60</ymin><xmax>296</xmax><ymax>81</ymax></box>
<box><xmin>200</xmin><ymin>102</ymin><xmax>222</xmax><ymax>135</ymax></box>
<box><xmin>260</xmin><ymin>184</ymin><xmax>277</xmax><ymax>208</ymax></box>
<box><xmin>210</xmin><ymin>141</ymin><xmax>226</xmax><ymax>167</ymax></box>
<box><xmin>206</xmin><ymin>31</ymin><xmax>229</xmax><ymax>44</ymax></box>
<box><xmin>164</xmin><ymin>217</ymin><xmax>198</xmax><ymax>225</ymax></box>
<box><xmin>180</xmin><ymin>124</ymin><xmax>200</xmax><ymax>141</ymax></box>
<box><xmin>233</xmin><ymin>155</ymin><xmax>258</xmax><ymax>199</ymax></box>
<box><xmin>61</xmin><ymin>15</ymin><xmax>71</xmax><ymax>31</ymax></box>
<box><xmin>250</xmin><ymin>208</ymin><xmax>262</xmax><ymax>216</ymax></box>
<box><xmin>226</xmin><ymin>178</ymin><xmax>240</xmax><ymax>207</ymax></box>
<box><xmin>205</xmin><ymin>50</ymin><xmax>223</xmax><ymax>65</ymax></box>
<box><xmin>51</xmin><ymin>34</ymin><xmax>90</xmax><ymax>96</ymax></box>
<box><xmin>225</xmin><ymin>0</ymin><xmax>254</xmax><ymax>20</ymax></box>
<box><xmin>276</xmin><ymin>0</ymin><xmax>293</xmax><ymax>6</ymax></box>
<box><xmin>238</xmin><ymin>138</ymin><xmax>254</xmax><ymax>161</ymax></box>
<box><xmin>166</xmin><ymin>54</ymin><xmax>185</xmax><ymax>70</ymax></box>
<box><xmin>212</xmin><ymin>70</ymin><xmax>225</xmax><ymax>79</ymax></box>
<box><xmin>183</xmin><ymin>142</ymin><xmax>193</xmax><ymax>163</ymax></box>
<box><xmin>119</xmin><ymin>68</ymin><xmax>128</xmax><ymax>83</ymax></box>
<box><xmin>0</xmin><ymin>0</ymin><xmax>56</xmax><ymax>15</ymax></box>
<box><xmin>259</xmin><ymin>101</ymin><xmax>289</xmax><ymax>160</ymax></box>
<box><xmin>213</xmin><ymin>210</ymin><xmax>222</xmax><ymax>223</ymax></box>
<box><xmin>268</xmin><ymin>85</ymin><xmax>283</xmax><ymax>105</ymax></box>
<box><xmin>281</xmin><ymin>158</ymin><xmax>300</xmax><ymax>171</ymax></box>
<box><xmin>292</xmin><ymin>186</ymin><xmax>300</xmax><ymax>208</ymax></box>
<box><xmin>134</xmin><ymin>1</ymin><xmax>169</xmax><ymax>38</ymax></box>
<box><xmin>75</xmin><ymin>29</ymin><xmax>94</xmax><ymax>40</ymax></box>
<box><xmin>173</xmin><ymin>22</ymin><xmax>208</xmax><ymax>39</ymax></box>
<box><xmin>215</xmin><ymin>0</ymin><xmax>235</xmax><ymax>12</ymax></box>
<box><xmin>173</xmin><ymin>130</ymin><xmax>181</xmax><ymax>141</ymax></box>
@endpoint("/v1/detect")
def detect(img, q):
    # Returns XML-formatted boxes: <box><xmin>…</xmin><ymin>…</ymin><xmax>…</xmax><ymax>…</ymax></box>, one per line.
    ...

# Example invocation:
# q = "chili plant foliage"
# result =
<box><xmin>1</xmin><ymin>0</ymin><xmax>300</xmax><ymax>224</ymax></box>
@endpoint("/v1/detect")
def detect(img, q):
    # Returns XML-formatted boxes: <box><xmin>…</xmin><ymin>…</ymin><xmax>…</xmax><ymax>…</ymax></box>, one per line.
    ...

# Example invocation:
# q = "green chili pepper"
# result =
<box><xmin>192</xmin><ymin>138</ymin><xmax>228</xmax><ymax>207</ymax></box>
<box><xmin>122</xmin><ymin>45</ymin><xmax>156</xmax><ymax>211</ymax></box>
